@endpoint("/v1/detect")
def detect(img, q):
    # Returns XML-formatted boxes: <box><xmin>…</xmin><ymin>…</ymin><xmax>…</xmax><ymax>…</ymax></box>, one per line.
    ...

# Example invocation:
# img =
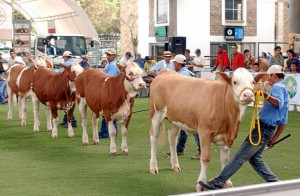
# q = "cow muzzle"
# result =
<box><xmin>236</xmin><ymin>87</ymin><xmax>255</xmax><ymax>104</ymax></box>
<box><xmin>126</xmin><ymin>75</ymin><xmax>146</xmax><ymax>91</ymax></box>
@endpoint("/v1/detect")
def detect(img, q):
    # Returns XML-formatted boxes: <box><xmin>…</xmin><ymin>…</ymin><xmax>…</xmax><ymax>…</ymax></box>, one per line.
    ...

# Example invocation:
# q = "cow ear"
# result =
<box><xmin>216</xmin><ymin>72</ymin><xmax>231</xmax><ymax>84</ymax></box>
<box><xmin>254</xmin><ymin>73</ymin><xmax>269</xmax><ymax>83</ymax></box>
<box><xmin>46</xmin><ymin>59</ymin><xmax>53</xmax><ymax>68</ymax></box>
<box><xmin>27</xmin><ymin>57</ymin><xmax>33</xmax><ymax>63</ymax></box>
<box><xmin>116</xmin><ymin>63</ymin><xmax>125</xmax><ymax>72</ymax></box>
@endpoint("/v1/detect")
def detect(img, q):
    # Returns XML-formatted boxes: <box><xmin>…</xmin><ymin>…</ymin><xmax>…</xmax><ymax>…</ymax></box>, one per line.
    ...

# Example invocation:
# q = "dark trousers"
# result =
<box><xmin>177</xmin><ymin>130</ymin><xmax>201</xmax><ymax>153</ymax></box>
<box><xmin>99</xmin><ymin>116</ymin><xmax>117</xmax><ymax>137</ymax></box>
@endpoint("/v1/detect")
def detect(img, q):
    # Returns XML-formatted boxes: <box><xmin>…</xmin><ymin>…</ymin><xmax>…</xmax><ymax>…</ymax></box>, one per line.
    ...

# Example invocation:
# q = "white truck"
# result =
<box><xmin>33</xmin><ymin>34</ymin><xmax>92</xmax><ymax>69</ymax></box>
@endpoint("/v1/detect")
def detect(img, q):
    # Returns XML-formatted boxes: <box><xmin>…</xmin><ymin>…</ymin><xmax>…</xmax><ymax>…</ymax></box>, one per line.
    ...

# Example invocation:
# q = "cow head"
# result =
<box><xmin>117</xmin><ymin>62</ymin><xmax>146</xmax><ymax>93</ymax></box>
<box><xmin>216</xmin><ymin>68</ymin><xmax>269</xmax><ymax>105</ymax></box>
<box><xmin>29</xmin><ymin>57</ymin><xmax>49</xmax><ymax>70</ymax></box>
<box><xmin>70</xmin><ymin>62</ymin><xmax>84</xmax><ymax>76</ymax></box>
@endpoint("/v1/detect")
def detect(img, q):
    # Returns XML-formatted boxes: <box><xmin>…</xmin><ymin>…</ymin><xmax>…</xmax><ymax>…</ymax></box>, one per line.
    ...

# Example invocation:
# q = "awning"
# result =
<box><xmin>5</xmin><ymin>0</ymin><xmax>98</xmax><ymax>41</ymax></box>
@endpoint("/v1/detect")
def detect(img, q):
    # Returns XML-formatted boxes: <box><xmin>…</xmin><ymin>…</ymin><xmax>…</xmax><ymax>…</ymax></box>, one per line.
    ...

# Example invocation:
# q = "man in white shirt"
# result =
<box><xmin>7</xmin><ymin>49</ymin><xmax>25</xmax><ymax>70</ymax></box>
<box><xmin>119</xmin><ymin>51</ymin><xmax>132</xmax><ymax>66</ymax></box>
<box><xmin>192</xmin><ymin>49</ymin><xmax>205</xmax><ymax>78</ymax></box>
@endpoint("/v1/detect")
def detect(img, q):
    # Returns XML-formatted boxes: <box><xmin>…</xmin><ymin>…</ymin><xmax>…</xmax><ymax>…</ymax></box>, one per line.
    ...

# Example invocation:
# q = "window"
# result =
<box><xmin>155</xmin><ymin>0</ymin><xmax>169</xmax><ymax>25</ymax></box>
<box><xmin>225</xmin><ymin>0</ymin><xmax>243</xmax><ymax>21</ymax></box>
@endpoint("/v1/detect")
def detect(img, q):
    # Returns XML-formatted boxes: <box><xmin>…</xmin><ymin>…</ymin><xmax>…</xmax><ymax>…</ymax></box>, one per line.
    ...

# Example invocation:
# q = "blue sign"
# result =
<box><xmin>225</xmin><ymin>27</ymin><xmax>244</xmax><ymax>40</ymax></box>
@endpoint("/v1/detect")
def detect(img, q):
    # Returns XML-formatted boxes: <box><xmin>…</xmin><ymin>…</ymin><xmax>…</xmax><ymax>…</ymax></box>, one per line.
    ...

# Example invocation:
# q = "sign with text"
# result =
<box><xmin>225</xmin><ymin>27</ymin><xmax>244</xmax><ymax>40</ymax></box>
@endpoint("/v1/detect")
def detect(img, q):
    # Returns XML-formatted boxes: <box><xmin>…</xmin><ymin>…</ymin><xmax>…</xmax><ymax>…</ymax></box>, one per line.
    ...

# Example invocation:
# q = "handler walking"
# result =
<box><xmin>200</xmin><ymin>65</ymin><xmax>288</xmax><ymax>190</ymax></box>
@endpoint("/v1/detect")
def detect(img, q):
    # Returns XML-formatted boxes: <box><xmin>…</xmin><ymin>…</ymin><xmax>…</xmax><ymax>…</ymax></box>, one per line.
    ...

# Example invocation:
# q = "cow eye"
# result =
<box><xmin>233</xmin><ymin>81</ymin><xmax>238</xmax><ymax>85</ymax></box>
<box><xmin>129</xmin><ymin>72</ymin><xmax>133</xmax><ymax>76</ymax></box>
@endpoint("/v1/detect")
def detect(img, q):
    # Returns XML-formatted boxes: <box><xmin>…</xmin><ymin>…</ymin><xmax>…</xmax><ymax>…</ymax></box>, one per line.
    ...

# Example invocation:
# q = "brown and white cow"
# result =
<box><xmin>75</xmin><ymin>62</ymin><xmax>146</xmax><ymax>155</ymax></box>
<box><xmin>31</xmin><ymin>63</ymin><xmax>83</xmax><ymax>138</ymax></box>
<box><xmin>6</xmin><ymin>57</ymin><xmax>51</xmax><ymax>131</ymax></box>
<box><xmin>148</xmin><ymin>68</ymin><xmax>268</xmax><ymax>191</ymax></box>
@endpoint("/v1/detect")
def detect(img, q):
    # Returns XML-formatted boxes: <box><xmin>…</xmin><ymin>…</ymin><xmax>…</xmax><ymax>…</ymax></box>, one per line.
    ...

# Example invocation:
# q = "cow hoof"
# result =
<box><xmin>20</xmin><ymin>121</ymin><xmax>27</xmax><ymax>126</ymax></box>
<box><xmin>52</xmin><ymin>135</ymin><xmax>58</xmax><ymax>139</ymax></box>
<box><xmin>195</xmin><ymin>185</ymin><xmax>204</xmax><ymax>192</ymax></box>
<box><xmin>68</xmin><ymin>134</ymin><xmax>75</xmax><ymax>138</ymax></box>
<box><xmin>7</xmin><ymin>118</ymin><xmax>12</xmax><ymax>122</ymax></box>
<box><xmin>93</xmin><ymin>140</ymin><xmax>99</xmax><ymax>145</ymax></box>
<box><xmin>110</xmin><ymin>152</ymin><xmax>117</xmax><ymax>156</ymax></box>
<box><xmin>47</xmin><ymin>129</ymin><xmax>52</xmax><ymax>132</ymax></box>
<box><xmin>149</xmin><ymin>169</ymin><xmax>159</xmax><ymax>174</ymax></box>
<box><xmin>33</xmin><ymin>130</ymin><xmax>39</xmax><ymax>133</ymax></box>
<box><xmin>172</xmin><ymin>167</ymin><xmax>181</xmax><ymax>173</ymax></box>
<box><xmin>82</xmin><ymin>142</ymin><xmax>89</xmax><ymax>146</ymax></box>
<box><xmin>122</xmin><ymin>150</ymin><xmax>128</xmax><ymax>155</ymax></box>
<box><xmin>224</xmin><ymin>181</ymin><xmax>233</xmax><ymax>188</ymax></box>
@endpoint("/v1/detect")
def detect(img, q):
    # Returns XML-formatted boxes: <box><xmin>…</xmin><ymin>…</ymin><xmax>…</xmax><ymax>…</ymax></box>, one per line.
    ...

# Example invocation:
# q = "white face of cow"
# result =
<box><xmin>124</xmin><ymin>62</ymin><xmax>146</xmax><ymax>92</ymax></box>
<box><xmin>71</xmin><ymin>62</ymin><xmax>84</xmax><ymax>76</ymax></box>
<box><xmin>33</xmin><ymin>57</ymin><xmax>47</xmax><ymax>69</ymax></box>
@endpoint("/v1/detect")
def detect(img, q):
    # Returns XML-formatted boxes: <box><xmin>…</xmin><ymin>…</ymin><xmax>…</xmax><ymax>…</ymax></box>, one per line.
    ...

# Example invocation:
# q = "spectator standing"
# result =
<box><xmin>144</xmin><ymin>56</ymin><xmax>156</xmax><ymax>74</ymax></box>
<box><xmin>184</xmin><ymin>49</ymin><xmax>194</xmax><ymax>72</ymax></box>
<box><xmin>0</xmin><ymin>52</ymin><xmax>5</xmax><ymax>78</ymax></box>
<box><xmin>7</xmin><ymin>49</ymin><xmax>25</xmax><ymax>70</ymax></box>
<box><xmin>59</xmin><ymin>51</ymin><xmax>77</xmax><ymax>128</ymax></box>
<box><xmin>212</xmin><ymin>46</ymin><xmax>230</xmax><ymax>72</ymax></box>
<box><xmin>100</xmin><ymin>59</ymin><xmax>108</xmax><ymax>68</ymax></box>
<box><xmin>200</xmin><ymin>65</ymin><xmax>289</xmax><ymax>190</ymax></box>
<box><xmin>133</xmin><ymin>53</ymin><xmax>145</xmax><ymax>69</ymax></box>
<box><xmin>79</xmin><ymin>55</ymin><xmax>90</xmax><ymax>68</ymax></box>
<box><xmin>231</xmin><ymin>44</ymin><xmax>244</xmax><ymax>71</ymax></box>
<box><xmin>243</xmin><ymin>49</ymin><xmax>253</xmax><ymax>69</ymax></box>
<box><xmin>119</xmin><ymin>51</ymin><xmax>132</xmax><ymax>66</ymax></box>
<box><xmin>192</xmin><ymin>49</ymin><xmax>205</xmax><ymax>78</ymax></box>
<box><xmin>269</xmin><ymin>46</ymin><xmax>284</xmax><ymax>67</ymax></box>
<box><xmin>99</xmin><ymin>48</ymin><xmax>119</xmax><ymax>138</ymax></box>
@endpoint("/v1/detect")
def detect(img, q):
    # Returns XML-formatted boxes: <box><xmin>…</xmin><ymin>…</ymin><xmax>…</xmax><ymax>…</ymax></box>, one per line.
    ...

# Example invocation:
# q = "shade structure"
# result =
<box><xmin>6</xmin><ymin>0</ymin><xmax>98</xmax><ymax>41</ymax></box>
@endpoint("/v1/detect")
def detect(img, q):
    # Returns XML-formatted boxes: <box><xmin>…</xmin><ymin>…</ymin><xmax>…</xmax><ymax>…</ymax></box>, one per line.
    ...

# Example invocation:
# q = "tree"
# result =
<box><xmin>76</xmin><ymin>0</ymin><xmax>120</xmax><ymax>34</ymax></box>
<box><xmin>120</xmin><ymin>13</ymin><xmax>138</xmax><ymax>57</ymax></box>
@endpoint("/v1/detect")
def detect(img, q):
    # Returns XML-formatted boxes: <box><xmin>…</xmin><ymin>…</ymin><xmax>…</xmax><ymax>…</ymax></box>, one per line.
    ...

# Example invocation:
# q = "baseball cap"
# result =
<box><xmin>145</xmin><ymin>56</ymin><xmax>150</xmax><ymax>60</ymax></box>
<box><xmin>81</xmin><ymin>55</ymin><xmax>89</xmax><ymax>60</ymax></box>
<box><xmin>125</xmin><ymin>51</ymin><xmax>132</xmax><ymax>57</ymax></box>
<box><xmin>137</xmin><ymin>53</ymin><xmax>141</xmax><ymax>56</ymax></box>
<box><xmin>163</xmin><ymin>51</ymin><xmax>172</xmax><ymax>57</ymax></box>
<box><xmin>63</xmin><ymin>51</ymin><xmax>72</xmax><ymax>57</ymax></box>
<box><xmin>195</xmin><ymin>49</ymin><xmax>201</xmax><ymax>53</ymax></box>
<box><xmin>267</xmin><ymin>65</ymin><xmax>284</xmax><ymax>74</ymax></box>
<box><xmin>171</xmin><ymin>54</ymin><xmax>186</xmax><ymax>64</ymax></box>
<box><xmin>106</xmin><ymin>48</ymin><xmax>116</xmax><ymax>55</ymax></box>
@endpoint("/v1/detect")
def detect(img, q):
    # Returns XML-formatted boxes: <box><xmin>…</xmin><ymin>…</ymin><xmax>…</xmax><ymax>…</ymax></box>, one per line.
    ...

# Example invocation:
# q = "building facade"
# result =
<box><xmin>120</xmin><ymin>0</ymin><xmax>289</xmax><ymax>62</ymax></box>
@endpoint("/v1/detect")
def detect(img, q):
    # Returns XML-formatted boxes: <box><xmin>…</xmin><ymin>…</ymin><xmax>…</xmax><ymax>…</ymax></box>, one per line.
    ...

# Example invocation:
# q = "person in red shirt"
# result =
<box><xmin>231</xmin><ymin>44</ymin><xmax>244</xmax><ymax>71</ymax></box>
<box><xmin>212</xmin><ymin>46</ymin><xmax>230</xmax><ymax>72</ymax></box>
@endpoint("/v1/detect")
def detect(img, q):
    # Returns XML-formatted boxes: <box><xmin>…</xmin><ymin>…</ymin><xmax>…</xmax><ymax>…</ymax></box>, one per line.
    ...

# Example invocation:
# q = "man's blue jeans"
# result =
<box><xmin>177</xmin><ymin>130</ymin><xmax>201</xmax><ymax>153</ymax></box>
<box><xmin>99</xmin><ymin>116</ymin><xmax>117</xmax><ymax>138</ymax></box>
<box><xmin>210</xmin><ymin>124</ymin><xmax>279</xmax><ymax>186</ymax></box>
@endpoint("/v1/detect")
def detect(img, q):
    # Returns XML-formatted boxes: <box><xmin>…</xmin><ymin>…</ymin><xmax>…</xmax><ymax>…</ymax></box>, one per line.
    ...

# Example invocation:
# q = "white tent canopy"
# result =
<box><xmin>5</xmin><ymin>0</ymin><xmax>98</xmax><ymax>41</ymax></box>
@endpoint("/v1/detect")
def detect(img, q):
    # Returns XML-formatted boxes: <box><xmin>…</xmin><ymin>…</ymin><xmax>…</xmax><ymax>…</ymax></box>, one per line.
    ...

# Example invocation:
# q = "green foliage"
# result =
<box><xmin>0</xmin><ymin>99</ymin><xmax>299</xmax><ymax>195</ymax></box>
<box><xmin>77</xmin><ymin>0</ymin><xmax>120</xmax><ymax>34</ymax></box>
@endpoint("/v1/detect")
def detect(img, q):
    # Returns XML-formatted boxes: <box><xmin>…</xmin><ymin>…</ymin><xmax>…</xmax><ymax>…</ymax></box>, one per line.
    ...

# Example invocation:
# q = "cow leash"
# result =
<box><xmin>131</xmin><ymin>109</ymin><xmax>149</xmax><ymax>114</ymax></box>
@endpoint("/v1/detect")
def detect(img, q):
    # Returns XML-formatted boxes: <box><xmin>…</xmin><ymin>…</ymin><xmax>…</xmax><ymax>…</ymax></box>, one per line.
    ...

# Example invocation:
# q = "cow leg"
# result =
<box><xmin>149</xmin><ymin>111</ymin><xmax>164</xmax><ymax>174</ymax></box>
<box><xmin>7</xmin><ymin>87</ymin><xmax>13</xmax><ymax>121</ymax></box>
<box><xmin>18</xmin><ymin>95</ymin><xmax>22</xmax><ymax>120</ymax></box>
<box><xmin>120</xmin><ymin>123</ymin><xmax>128</xmax><ymax>155</ymax></box>
<box><xmin>220</xmin><ymin>147</ymin><xmax>233</xmax><ymax>188</ymax></box>
<box><xmin>20</xmin><ymin>96</ymin><xmax>27</xmax><ymax>126</ymax></box>
<box><xmin>50</xmin><ymin>106</ymin><xmax>59</xmax><ymax>138</ymax></box>
<box><xmin>79</xmin><ymin>98</ymin><xmax>89</xmax><ymax>145</ymax></box>
<box><xmin>168</xmin><ymin>124</ymin><xmax>181</xmax><ymax>172</ymax></box>
<box><xmin>46</xmin><ymin>105</ymin><xmax>52</xmax><ymax>132</ymax></box>
<box><xmin>91</xmin><ymin>112</ymin><xmax>99</xmax><ymax>145</ymax></box>
<box><xmin>32</xmin><ymin>93</ymin><xmax>40</xmax><ymax>133</ymax></box>
<box><xmin>65</xmin><ymin>112</ymin><xmax>75</xmax><ymax>138</ymax></box>
<box><xmin>108</xmin><ymin>120</ymin><xmax>117</xmax><ymax>155</ymax></box>
<box><xmin>196</xmin><ymin>134</ymin><xmax>212</xmax><ymax>192</ymax></box>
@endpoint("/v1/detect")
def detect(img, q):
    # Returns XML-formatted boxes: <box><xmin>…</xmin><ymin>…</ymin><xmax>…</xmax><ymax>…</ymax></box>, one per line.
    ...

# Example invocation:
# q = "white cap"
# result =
<box><xmin>267</xmin><ymin>65</ymin><xmax>284</xmax><ymax>74</ymax></box>
<box><xmin>282</xmin><ymin>52</ymin><xmax>288</xmax><ymax>57</ymax></box>
<box><xmin>106</xmin><ymin>48</ymin><xmax>116</xmax><ymax>55</ymax></box>
<box><xmin>63</xmin><ymin>51</ymin><xmax>72</xmax><ymax>57</ymax></box>
<box><xmin>171</xmin><ymin>54</ymin><xmax>186</xmax><ymax>64</ymax></box>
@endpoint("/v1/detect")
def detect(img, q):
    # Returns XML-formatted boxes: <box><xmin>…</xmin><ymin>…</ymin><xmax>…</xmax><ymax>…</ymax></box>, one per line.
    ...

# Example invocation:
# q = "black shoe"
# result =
<box><xmin>99</xmin><ymin>133</ymin><xmax>109</xmax><ymax>138</ymax></box>
<box><xmin>165</xmin><ymin>152</ymin><xmax>184</xmax><ymax>156</ymax></box>
<box><xmin>199</xmin><ymin>180</ymin><xmax>223</xmax><ymax>190</ymax></box>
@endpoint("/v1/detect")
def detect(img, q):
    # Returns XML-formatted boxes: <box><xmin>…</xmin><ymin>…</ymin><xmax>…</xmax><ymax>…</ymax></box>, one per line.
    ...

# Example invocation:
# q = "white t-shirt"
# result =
<box><xmin>193</xmin><ymin>55</ymin><xmax>205</xmax><ymax>72</ymax></box>
<box><xmin>119</xmin><ymin>57</ymin><xmax>132</xmax><ymax>66</ymax></box>
<box><xmin>8</xmin><ymin>56</ymin><xmax>25</xmax><ymax>69</ymax></box>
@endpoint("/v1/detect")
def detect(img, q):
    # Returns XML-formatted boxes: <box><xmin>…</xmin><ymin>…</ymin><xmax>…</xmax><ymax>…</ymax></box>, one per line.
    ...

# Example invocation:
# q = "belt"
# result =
<box><xmin>258</xmin><ymin>120</ymin><xmax>276</xmax><ymax>130</ymax></box>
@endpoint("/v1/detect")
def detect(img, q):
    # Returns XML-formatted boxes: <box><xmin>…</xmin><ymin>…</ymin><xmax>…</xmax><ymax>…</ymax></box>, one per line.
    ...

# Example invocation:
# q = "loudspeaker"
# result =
<box><xmin>168</xmin><ymin>36</ymin><xmax>186</xmax><ymax>55</ymax></box>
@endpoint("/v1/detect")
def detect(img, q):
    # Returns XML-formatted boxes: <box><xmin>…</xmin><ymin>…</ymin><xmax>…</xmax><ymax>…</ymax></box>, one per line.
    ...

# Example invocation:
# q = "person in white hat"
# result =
<box><xmin>200</xmin><ymin>64</ymin><xmax>289</xmax><ymax>190</ymax></box>
<box><xmin>59</xmin><ymin>51</ymin><xmax>77</xmax><ymax>127</ymax></box>
<box><xmin>79</xmin><ymin>55</ymin><xmax>90</xmax><ymax>68</ymax></box>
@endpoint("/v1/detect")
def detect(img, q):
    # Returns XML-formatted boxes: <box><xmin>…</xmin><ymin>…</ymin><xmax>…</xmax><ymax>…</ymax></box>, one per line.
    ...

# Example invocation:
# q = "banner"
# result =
<box><xmin>0</xmin><ymin>2</ymin><xmax>12</xmax><ymax>40</ymax></box>
<box><xmin>13</xmin><ymin>20</ymin><xmax>31</xmax><ymax>56</ymax></box>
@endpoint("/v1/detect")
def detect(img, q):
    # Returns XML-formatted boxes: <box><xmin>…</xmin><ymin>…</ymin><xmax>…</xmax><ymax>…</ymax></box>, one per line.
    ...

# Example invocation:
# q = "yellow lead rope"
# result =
<box><xmin>249</xmin><ymin>81</ymin><xmax>266</xmax><ymax>146</ymax></box>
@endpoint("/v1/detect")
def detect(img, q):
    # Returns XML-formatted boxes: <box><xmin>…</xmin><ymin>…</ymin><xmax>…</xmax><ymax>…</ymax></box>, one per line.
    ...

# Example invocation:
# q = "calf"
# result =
<box><xmin>31</xmin><ymin>63</ymin><xmax>83</xmax><ymax>138</ymax></box>
<box><xmin>148</xmin><ymin>68</ymin><xmax>268</xmax><ymax>191</ymax></box>
<box><xmin>75</xmin><ymin>62</ymin><xmax>146</xmax><ymax>154</ymax></box>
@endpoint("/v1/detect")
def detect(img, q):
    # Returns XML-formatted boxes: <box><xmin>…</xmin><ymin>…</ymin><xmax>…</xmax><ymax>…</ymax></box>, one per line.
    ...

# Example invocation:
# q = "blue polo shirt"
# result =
<box><xmin>259</xmin><ymin>80</ymin><xmax>288</xmax><ymax>126</ymax></box>
<box><xmin>150</xmin><ymin>60</ymin><xmax>174</xmax><ymax>72</ymax></box>
<box><xmin>178</xmin><ymin>67</ymin><xmax>192</xmax><ymax>77</ymax></box>
<box><xmin>79</xmin><ymin>61</ymin><xmax>89</xmax><ymax>68</ymax></box>
<box><xmin>134</xmin><ymin>58</ymin><xmax>145</xmax><ymax>68</ymax></box>
<box><xmin>59</xmin><ymin>59</ymin><xmax>73</xmax><ymax>72</ymax></box>
<box><xmin>104</xmin><ymin>61</ymin><xmax>120</xmax><ymax>76</ymax></box>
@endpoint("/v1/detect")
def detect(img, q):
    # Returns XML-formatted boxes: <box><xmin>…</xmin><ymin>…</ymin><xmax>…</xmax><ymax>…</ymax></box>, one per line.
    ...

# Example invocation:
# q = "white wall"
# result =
<box><xmin>176</xmin><ymin>0</ymin><xmax>210</xmax><ymax>57</ymax></box>
<box><xmin>137</xmin><ymin>0</ymin><xmax>151</xmax><ymax>57</ymax></box>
